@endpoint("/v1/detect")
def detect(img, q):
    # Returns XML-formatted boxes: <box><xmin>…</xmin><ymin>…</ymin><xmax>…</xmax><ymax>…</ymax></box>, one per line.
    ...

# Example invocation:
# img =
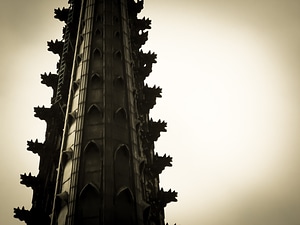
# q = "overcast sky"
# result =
<box><xmin>1</xmin><ymin>1</ymin><xmax>300</xmax><ymax>225</ymax></box>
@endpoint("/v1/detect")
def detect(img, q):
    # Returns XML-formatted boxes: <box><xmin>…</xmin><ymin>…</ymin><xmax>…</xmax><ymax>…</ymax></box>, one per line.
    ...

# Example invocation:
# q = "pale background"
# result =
<box><xmin>1</xmin><ymin>1</ymin><xmax>300</xmax><ymax>225</ymax></box>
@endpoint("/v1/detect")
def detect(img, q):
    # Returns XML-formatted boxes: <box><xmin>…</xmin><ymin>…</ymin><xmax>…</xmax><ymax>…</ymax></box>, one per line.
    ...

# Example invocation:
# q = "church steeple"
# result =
<box><xmin>14</xmin><ymin>1</ymin><xmax>177</xmax><ymax>225</ymax></box>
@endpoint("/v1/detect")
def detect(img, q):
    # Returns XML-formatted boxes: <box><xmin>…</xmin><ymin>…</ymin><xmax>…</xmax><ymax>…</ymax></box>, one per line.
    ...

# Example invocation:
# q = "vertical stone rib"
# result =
<box><xmin>50</xmin><ymin>1</ymin><xmax>85</xmax><ymax>224</ymax></box>
<box><xmin>120</xmin><ymin>0</ymin><xmax>143</xmax><ymax>220</ymax></box>
<box><xmin>66</xmin><ymin>0</ymin><xmax>95</xmax><ymax>224</ymax></box>
<box><xmin>101</xmin><ymin>1</ymin><xmax>107</xmax><ymax>224</ymax></box>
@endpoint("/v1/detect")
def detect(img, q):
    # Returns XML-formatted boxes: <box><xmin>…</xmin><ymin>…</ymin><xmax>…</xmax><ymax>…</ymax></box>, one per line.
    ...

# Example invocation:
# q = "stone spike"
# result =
<box><xmin>41</xmin><ymin>72</ymin><xmax>58</xmax><ymax>89</ymax></box>
<box><xmin>47</xmin><ymin>39</ymin><xmax>64</xmax><ymax>56</ymax></box>
<box><xmin>54</xmin><ymin>7</ymin><xmax>69</xmax><ymax>22</ymax></box>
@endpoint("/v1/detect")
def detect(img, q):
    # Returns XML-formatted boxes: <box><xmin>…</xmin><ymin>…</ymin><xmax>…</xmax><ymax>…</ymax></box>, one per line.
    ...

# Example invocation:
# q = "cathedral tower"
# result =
<box><xmin>14</xmin><ymin>1</ymin><xmax>177</xmax><ymax>225</ymax></box>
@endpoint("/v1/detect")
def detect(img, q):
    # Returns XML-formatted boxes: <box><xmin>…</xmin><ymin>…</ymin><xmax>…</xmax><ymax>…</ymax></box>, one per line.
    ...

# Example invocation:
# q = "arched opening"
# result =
<box><xmin>78</xmin><ymin>184</ymin><xmax>100</xmax><ymax>225</ymax></box>
<box><xmin>95</xmin><ymin>28</ymin><xmax>102</xmax><ymax>37</ymax></box>
<box><xmin>83</xmin><ymin>142</ymin><xmax>102</xmax><ymax>186</ymax></box>
<box><xmin>114</xmin><ymin>187</ymin><xmax>134</xmax><ymax>225</ymax></box>
<box><xmin>90</xmin><ymin>73</ymin><xmax>102</xmax><ymax>89</ymax></box>
<box><xmin>114</xmin><ymin>107</ymin><xmax>127</xmax><ymax>121</ymax></box>
<box><xmin>93</xmin><ymin>48</ymin><xmax>102</xmax><ymax>59</ymax></box>
<box><xmin>114</xmin><ymin>50</ymin><xmax>122</xmax><ymax>60</ymax></box>
<box><xmin>83</xmin><ymin>142</ymin><xmax>101</xmax><ymax>173</ymax></box>
<box><xmin>86</xmin><ymin>104</ymin><xmax>103</xmax><ymax>124</ymax></box>
<box><xmin>114</xmin><ymin>31</ymin><xmax>120</xmax><ymax>39</ymax></box>
<box><xmin>114</xmin><ymin>145</ymin><xmax>130</xmax><ymax>189</ymax></box>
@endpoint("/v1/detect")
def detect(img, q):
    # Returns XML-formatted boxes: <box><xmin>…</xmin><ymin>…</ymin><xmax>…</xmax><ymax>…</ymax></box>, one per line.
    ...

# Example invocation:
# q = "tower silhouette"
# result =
<box><xmin>14</xmin><ymin>0</ymin><xmax>177</xmax><ymax>225</ymax></box>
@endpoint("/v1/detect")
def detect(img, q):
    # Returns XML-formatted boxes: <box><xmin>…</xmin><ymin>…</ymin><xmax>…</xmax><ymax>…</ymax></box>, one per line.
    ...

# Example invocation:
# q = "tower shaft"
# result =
<box><xmin>14</xmin><ymin>1</ymin><xmax>177</xmax><ymax>225</ymax></box>
<box><xmin>53</xmin><ymin>1</ymin><xmax>144</xmax><ymax>224</ymax></box>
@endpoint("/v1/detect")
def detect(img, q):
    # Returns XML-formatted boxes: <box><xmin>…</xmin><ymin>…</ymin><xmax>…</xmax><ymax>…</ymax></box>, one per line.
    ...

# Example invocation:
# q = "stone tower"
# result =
<box><xmin>14</xmin><ymin>0</ymin><xmax>177</xmax><ymax>225</ymax></box>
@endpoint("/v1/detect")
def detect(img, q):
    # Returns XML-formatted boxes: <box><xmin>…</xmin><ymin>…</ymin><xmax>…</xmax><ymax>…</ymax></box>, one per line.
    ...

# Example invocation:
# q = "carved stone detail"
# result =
<box><xmin>156</xmin><ymin>188</ymin><xmax>178</xmax><ymax>207</ymax></box>
<box><xmin>20</xmin><ymin>173</ymin><xmax>39</xmax><ymax>189</ymax></box>
<box><xmin>27</xmin><ymin>139</ymin><xmax>44</xmax><ymax>156</ymax></box>
<box><xmin>47</xmin><ymin>39</ymin><xmax>64</xmax><ymax>56</ymax></box>
<box><xmin>54</xmin><ymin>8</ymin><xmax>69</xmax><ymax>22</ymax></box>
<box><xmin>146</xmin><ymin>153</ymin><xmax>172</xmax><ymax>177</ymax></box>
<box><xmin>13</xmin><ymin>207</ymin><xmax>31</xmax><ymax>223</ymax></box>
<box><xmin>41</xmin><ymin>72</ymin><xmax>58</xmax><ymax>90</ymax></box>
<box><xmin>34</xmin><ymin>106</ymin><xmax>54</xmax><ymax>122</ymax></box>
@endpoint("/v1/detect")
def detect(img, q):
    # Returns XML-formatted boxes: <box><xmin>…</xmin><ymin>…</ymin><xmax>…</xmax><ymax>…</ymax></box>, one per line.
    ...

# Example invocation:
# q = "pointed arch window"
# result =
<box><xmin>113</xmin><ymin>76</ymin><xmax>124</xmax><ymax>88</ymax></box>
<box><xmin>114</xmin><ymin>50</ymin><xmax>122</xmax><ymax>60</ymax></box>
<box><xmin>83</xmin><ymin>142</ymin><xmax>101</xmax><ymax>173</ymax></box>
<box><xmin>90</xmin><ymin>73</ymin><xmax>103</xmax><ymax>89</ymax></box>
<box><xmin>78</xmin><ymin>184</ymin><xmax>100</xmax><ymax>225</ymax></box>
<box><xmin>86</xmin><ymin>104</ymin><xmax>103</xmax><ymax>124</ymax></box>
<box><xmin>95</xmin><ymin>28</ymin><xmax>102</xmax><ymax>37</ymax></box>
<box><xmin>114</xmin><ymin>187</ymin><xmax>134</xmax><ymax>225</ymax></box>
<box><xmin>114</xmin><ymin>144</ymin><xmax>130</xmax><ymax>189</ymax></box>
<box><xmin>114</xmin><ymin>31</ymin><xmax>120</xmax><ymax>39</ymax></box>
<box><xmin>93</xmin><ymin>48</ymin><xmax>102</xmax><ymax>59</ymax></box>
<box><xmin>83</xmin><ymin>142</ymin><xmax>102</xmax><ymax>188</ymax></box>
<box><xmin>114</xmin><ymin>107</ymin><xmax>127</xmax><ymax>121</ymax></box>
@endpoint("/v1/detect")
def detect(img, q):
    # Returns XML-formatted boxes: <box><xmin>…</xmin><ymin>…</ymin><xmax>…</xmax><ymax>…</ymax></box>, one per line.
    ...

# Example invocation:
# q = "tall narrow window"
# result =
<box><xmin>93</xmin><ymin>48</ymin><xmax>102</xmax><ymax>59</ymax></box>
<box><xmin>95</xmin><ymin>29</ymin><xmax>102</xmax><ymax>37</ymax></box>
<box><xmin>84</xmin><ymin>142</ymin><xmax>100</xmax><ymax>173</ymax></box>
<box><xmin>113</xmin><ymin>76</ymin><xmax>124</xmax><ymax>88</ymax></box>
<box><xmin>114</xmin><ymin>145</ymin><xmax>130</xmax><ymax>189</ymax></box>
<box><xmin>114</xmin><ymin>31</ymin><xmax>120</xmax><ymax>39</ymax></box>
<box><xmin>114</xmin><ymin>107</ymin><xmax>127</xmax><ymax>121</ymax></box>
<box><xmin>91</xmin><ymin>73</ymin><xmax>102</xmax><ymax>89</ymax></box>
<box><xmin>78</xmin><ymin>184</ymin><xmax>100</xmax><ymax>225</ymax></box>
<box><xmin>86</xmin><ymin>104</ymin><xmax>102</xmax><ymax>125</ymax></box>
<box><xmin>114</xmin><ymin>50</ymin><xmax>122</xmax><ymax>60</ymax></box>
<box><xmin>115</xmin><ymin>188</ymin><xmax>134</xmax><ymax>225</ymax></box>
<box><xmin>83</xmin><ymin>142</ymin><xmax>102</xmax><ymax>186</ymax></box>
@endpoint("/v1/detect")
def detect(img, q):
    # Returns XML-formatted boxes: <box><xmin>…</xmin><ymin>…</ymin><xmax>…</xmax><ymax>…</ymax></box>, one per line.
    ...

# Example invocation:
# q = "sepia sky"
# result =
<box><xmin>1</xmin><ymin>0</ymin><xmax>300</xmax><ymax>225</ymax></box>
